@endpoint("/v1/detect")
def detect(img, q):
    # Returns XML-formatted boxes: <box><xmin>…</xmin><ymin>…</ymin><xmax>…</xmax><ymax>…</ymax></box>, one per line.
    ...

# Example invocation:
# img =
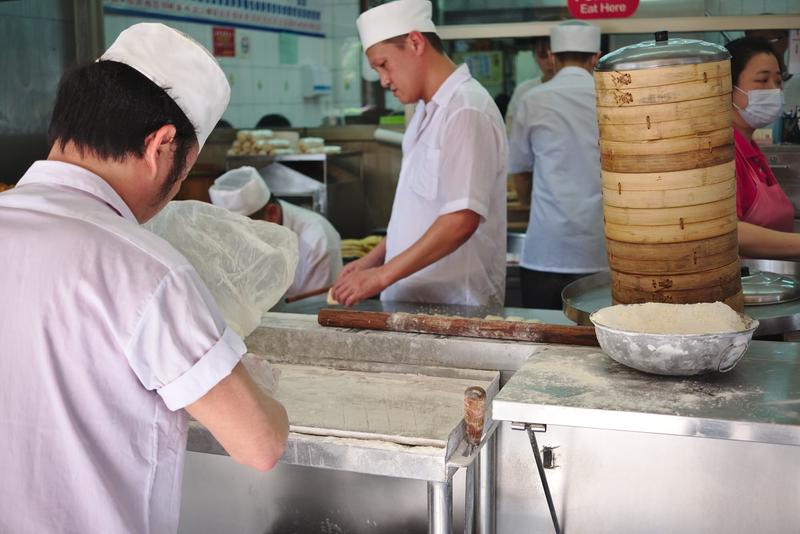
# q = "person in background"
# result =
<box><xmin>257</xmin><ymin>113</ymin><xmax>292</xmax><ymax>128</ymax></box>
<box><xmin>331</xmin><ymin>0</ymin><xmax>507</xmax><ymax>308</ymax></box>
<box><xmin>745</xmin><ymin>28</ymin><xmax>799</xmax><ymax>115</ymax></box>
<box><xmin>508</xmin><ymin>21</ymin><xmax>606</xmax><ymax>310</ymax></box>
<box><xmin>505</xmin><ymin>36</ymin><xmax>554</xmax><ymax>136</ymax></box>
<box><xmin>210</xmin><ymin>166</ymin><xmax>343</xmax><ymax>297</ymax></box>
<box><xmin>726</xmin><ymin>37</ymin><xmax>800</xmax><ymax>257</ymax></box>
<box><xmin>0</xmin><ymin>23</ymin><xmax>288</xmax><ymax>534</ymax></box>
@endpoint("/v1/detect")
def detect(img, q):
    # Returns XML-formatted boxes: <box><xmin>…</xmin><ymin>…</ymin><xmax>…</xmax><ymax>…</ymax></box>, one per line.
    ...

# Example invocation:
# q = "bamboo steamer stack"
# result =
<box><xmin>594</xmin><ymin>32</ymin><xmax>743</xmax><ymax>311</ymax></box>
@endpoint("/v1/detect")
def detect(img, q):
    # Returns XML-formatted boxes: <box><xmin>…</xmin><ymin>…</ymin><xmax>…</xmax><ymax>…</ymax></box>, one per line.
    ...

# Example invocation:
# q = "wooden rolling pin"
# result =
<box><xmin>317</xmin><ymin>308</ymin><xmax>599</xmax><ymax>347</ymax></box>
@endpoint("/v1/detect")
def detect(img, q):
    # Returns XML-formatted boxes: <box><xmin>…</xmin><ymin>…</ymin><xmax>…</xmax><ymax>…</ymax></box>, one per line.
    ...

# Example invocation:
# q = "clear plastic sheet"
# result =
<box><xmin>145</xmin><ymin>200</ymin><xmax>298</xmax><ymax>338</ymax></box>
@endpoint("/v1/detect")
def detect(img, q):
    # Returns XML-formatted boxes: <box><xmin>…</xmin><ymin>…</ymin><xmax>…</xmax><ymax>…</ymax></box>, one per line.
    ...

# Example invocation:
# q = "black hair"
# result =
<box><xmin>554</xmin><ymin>51</ymin><xmax>596</xmax><ymax>64</ymax></box>
<box><xmin>256</xmin><ymin>114</ymin><xmax>292</xmax><ymax>128</ymax></box>
<box><xmin>216</xmin><ymin>119</ymin><xmax>233</xmax><ymax>129</ymax></box>
<box><xmin>725</xmin><ymin>36</ymin><xmax>781</xmax><ymax>87</ymax></box>
<box><xmin>532</xmin><ymin>36</ymin><xmax>550</xmax><ymax>56</ymax></box>
<box><xmin>384</xmin><ymin>32</ymin><xmax>445</xmax><ymax>54</ymax></box>
<box><xmin>48</xmin><ymin>60</ymin><xmax>197</xmax><ymax>198</ymax></box>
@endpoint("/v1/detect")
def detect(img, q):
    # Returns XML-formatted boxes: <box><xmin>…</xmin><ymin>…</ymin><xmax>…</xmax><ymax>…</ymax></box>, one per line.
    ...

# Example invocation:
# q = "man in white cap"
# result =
<box><xmin>508</xmin><ymin>21</ymin><xmax>607</xmax><ymax>309</ymax></box>
<box><xmin>332</xmin><ymin>0</ymin><xmax>507</xmax><ymax>308</ymax></box>
<box><xmin>209</xmin><ymin>166</ymin><xmax>343</xmax><ymax>297</ymax></box>
<box><xmin>505</xmin><ymin>36</ymin><xmax>555</xmax><ymax>135</ymax></box>
<box><xmin>0</xmin><ymin>23</ymin><xmax>288</xmax><ymax>533</ymax></box>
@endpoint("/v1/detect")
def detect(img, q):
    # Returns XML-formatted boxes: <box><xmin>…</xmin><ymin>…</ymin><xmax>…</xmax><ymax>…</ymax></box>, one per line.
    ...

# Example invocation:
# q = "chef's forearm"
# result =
<box><xmin>379</xmin><ymin>210</ymin><xmax>480</xmax><ymax>287</ymax></box>
<box><xmin>738</xmin><ymin>221</ymin><xmax>800</xmax><ymax>259</ymax></box>
<box><xmin>512</xmin><ymin>172</ymin><xmax>532</xmax><ymax>207</ymax></box>
<box><xmin>359</xmin><ymin>238</ymin><xmax>387</xmax><ymax>268</ymax></box>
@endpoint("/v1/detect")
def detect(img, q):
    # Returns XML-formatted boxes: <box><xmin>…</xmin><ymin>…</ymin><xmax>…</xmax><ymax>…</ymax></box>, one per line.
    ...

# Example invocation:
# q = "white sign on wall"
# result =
<box><xmin>103</xmin><ymin>0</ymin><xmax>324</xmax><ymax>37</ymax></box>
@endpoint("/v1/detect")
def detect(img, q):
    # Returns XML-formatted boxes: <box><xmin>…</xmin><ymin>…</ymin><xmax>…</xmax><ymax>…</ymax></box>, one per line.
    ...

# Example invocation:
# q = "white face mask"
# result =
<box><xmin>733</xmin><ymin>86</ymin><xmax>785</xmax><ymax>129</ymax></box>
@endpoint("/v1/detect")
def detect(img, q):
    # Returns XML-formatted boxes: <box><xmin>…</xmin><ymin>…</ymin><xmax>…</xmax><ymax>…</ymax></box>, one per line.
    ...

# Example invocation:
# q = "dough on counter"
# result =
<box><xmin>326</xmin><ymin>288</ymin><xmax>340</xmax><ymax>305</ymax></box>
<box><xmin>483</xmin><ymin>314</ymin><xmax>541</xmax><ymax>323</ymax></box>
<box><xmin>592</xmin><ymin>302</ymin><xmax>748</xmax><ymax>334</ymax></box>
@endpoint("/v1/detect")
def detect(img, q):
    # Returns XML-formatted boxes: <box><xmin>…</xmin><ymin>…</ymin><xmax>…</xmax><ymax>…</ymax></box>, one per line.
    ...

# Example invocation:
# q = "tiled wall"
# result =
<box><xmin>706</xmin><ymin>0</ymin><xmax>799</xmax><ymax>15</ymax></box>
<box><xmin>104</xmin><ymin>1</ymin><xmax>362</xmax><ymax>129</ymax></box>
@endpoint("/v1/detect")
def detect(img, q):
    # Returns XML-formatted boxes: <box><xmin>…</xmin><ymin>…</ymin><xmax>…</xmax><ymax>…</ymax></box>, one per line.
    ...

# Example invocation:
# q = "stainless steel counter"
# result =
<box><xmin>494</xmin><ymin>342</ymin><xmax>800</xmax><ymax>447</ymax></box>
<box><xmin>180</xmin><ymin>314</ymin><xmax>800</xmax><ymax>534</ymax></box>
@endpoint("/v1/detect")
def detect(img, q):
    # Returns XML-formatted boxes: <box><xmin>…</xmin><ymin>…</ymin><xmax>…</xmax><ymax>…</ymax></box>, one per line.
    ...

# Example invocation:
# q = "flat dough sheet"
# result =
<box><xmin>274</xmin><ymin>364</ymin><xmax>492</xmax><ymax>447</ymax></box>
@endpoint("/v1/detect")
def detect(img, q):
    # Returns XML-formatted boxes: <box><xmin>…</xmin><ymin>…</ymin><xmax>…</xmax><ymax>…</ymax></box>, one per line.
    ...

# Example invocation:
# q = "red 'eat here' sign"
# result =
<box><xmin>568</xmin><ymin>0</ymin><xmax>639</xmax><ymax>19</ymax></box>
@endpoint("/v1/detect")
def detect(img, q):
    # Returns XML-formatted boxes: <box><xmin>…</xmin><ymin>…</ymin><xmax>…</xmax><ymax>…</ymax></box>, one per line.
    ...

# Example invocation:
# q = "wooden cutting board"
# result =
<box><xmin>317</xmin><ymin>309</ymin><xmax>599</xmax><ymax>347</ymax></box>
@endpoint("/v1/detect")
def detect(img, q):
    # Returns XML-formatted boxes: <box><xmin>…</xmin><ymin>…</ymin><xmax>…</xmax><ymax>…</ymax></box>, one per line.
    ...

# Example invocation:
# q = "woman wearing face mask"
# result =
<box><xmin>725</xmin><ymin>37</ymin><xmax>800</xmax><ymax>258</ymax></box>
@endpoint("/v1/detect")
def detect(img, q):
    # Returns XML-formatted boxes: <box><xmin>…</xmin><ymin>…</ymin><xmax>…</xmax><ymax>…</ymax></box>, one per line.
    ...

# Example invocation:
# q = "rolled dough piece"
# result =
<box><xmin>327</xmin><ymin>288</ymin><xmax>340</xmax><ymax>305</ymax></box>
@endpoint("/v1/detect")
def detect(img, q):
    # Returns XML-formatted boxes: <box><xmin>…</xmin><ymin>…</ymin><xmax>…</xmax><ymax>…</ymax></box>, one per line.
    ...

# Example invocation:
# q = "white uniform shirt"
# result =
<box><xmin>508</xmin><ymin>66</ymin><xmax>608</xmax><ymax>274</ymax></box>
<box><xmin>0</xmin><ymin>161</ymin><xmax>245</xmax><ymax>534</ymax></box>
<box><xmin>280</xmin><ymin>199</ymin><xmax>342</xmax><ymax>296</ymax></box>
<box><xmin>382</xmin><ymin>64</ymin><xmax>508</xmax><ymax>308</ymax></box>
<box><xmin>505</xmin><ymin>76</ymin><xmax>545</xmax><ymax>135</ymax></box>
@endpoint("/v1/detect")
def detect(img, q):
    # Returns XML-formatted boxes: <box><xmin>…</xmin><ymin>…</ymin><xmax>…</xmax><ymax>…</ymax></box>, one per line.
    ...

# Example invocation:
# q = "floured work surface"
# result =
<box><xmin>275</xmin><ymin>364</ymin><xmax>497</xmax><ymax>448</ymax></box>
<box><xmin>493</xmin><ymin>342</ymin><xmax>800</xmax><ymax>446</ymax></box>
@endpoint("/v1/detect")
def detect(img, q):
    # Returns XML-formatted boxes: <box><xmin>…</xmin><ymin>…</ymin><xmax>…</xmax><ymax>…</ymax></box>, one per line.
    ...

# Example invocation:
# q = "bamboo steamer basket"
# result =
<box><xmin>606</xmin><ymin>231</ymin><xmax>739</xmax><ymax>275</ymax></box>
<box><xmin>595</xmin><ymin>32</ymin><xmax>743</xmax><ymax>311</ymax></box>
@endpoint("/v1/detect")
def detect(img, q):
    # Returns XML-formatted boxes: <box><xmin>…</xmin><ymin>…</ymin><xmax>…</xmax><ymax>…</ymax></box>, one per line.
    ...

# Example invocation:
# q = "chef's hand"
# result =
<box><xmin>240</xmin><ymin>352</ymin><xmax>281</xmax><ymax>397</ymax></box>
<box><xmin>331</xmin><ymin>266</ymin><xmax>388</xmax><ymax>307</ymax></box>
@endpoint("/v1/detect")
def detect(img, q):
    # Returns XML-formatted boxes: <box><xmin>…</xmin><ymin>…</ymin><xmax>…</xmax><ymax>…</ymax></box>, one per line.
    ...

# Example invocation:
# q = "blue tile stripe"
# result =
<box><xmin>103</xmin><ymin>5</ymin><xmax>326</xmax><ymax>38</ymax></box>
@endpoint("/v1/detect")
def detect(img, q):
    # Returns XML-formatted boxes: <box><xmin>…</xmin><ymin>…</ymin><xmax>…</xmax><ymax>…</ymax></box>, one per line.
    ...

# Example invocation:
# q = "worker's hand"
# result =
<box><xmin>240</xmin><ymin>352</ymin><xmax>280</xmax><ymax>397</ymax></box>
<box><xmin>331</xmin><ymin>266</ymin><xmax>388</xmax><ymax>307</ymax></box>
<box><xmin>338</xmin><ymin>256</ymin><xmax>370</xmax><ymax>280</ymax></box>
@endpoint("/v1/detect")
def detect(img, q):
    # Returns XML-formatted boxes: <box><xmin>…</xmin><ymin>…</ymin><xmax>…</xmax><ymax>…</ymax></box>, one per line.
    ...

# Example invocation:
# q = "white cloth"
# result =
<box><xmin>209</xmin><ymin>166</ymin><xmax>271</xmax><ymax>216</ymax></box>
<box><xmin>100</xmin><ymin>23</ymin><xmax>230</xmax><ymax>149</ymax></box>
<box><xmin>0</xmin><ymin>161</ymin><xmax>245</xmax><ymax>534</ymax></box>
<box><xmin>357</xmin><ymin>0</ymin><xmax>436</xmax><ymax>51</ymax></box>
<box><xmin>550</xmin><ymin>21</ymin><xmax>601</xmax><ymax>54</ymax></box>
<box><xmin>505</xmin><ymin>76</ymin><xmax>545</xmax><ymax>135</ymax></box>
<box><xmin>281</xmin><ymin>200</ymin><xmax>343</xmax><ymax>297</ymax></box>
<box><xmin>382</xmin><ymin>64</ymin><xmax>507</xmax><ymax>307</ymax></box>
<box><xmin>508</xmin><ymin>66</ymin><xmax>608</xmax><ymax>274</ymax></box>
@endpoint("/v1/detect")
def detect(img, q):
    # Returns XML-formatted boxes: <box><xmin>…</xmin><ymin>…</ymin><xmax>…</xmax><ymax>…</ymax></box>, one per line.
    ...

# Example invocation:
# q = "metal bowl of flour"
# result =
<box><xmin>589</xmin><ymin>312</ymin><xmax>759</xmax><ymax>376</ymax></box>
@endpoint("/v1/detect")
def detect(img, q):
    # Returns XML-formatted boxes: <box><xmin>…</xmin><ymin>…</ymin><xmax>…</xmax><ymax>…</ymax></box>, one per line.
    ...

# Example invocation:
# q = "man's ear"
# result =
<box><xmin>142</xmin><ymin>124</ymin><xmax>177</xmax><ymax>179</ymax></box>
<box><xmin>265</xmin><ymin>202</ymin><xmax>281</xmax><ymax>224</ymax></box>
<box><xmin>407</xmin><ymin>31</ymin><xmax>427</xmax><ymax>56</ymax></box>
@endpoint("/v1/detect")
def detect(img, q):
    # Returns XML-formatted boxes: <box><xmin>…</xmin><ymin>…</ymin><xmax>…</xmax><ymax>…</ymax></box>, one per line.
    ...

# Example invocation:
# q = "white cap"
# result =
<box><xmin>208</xmin><ymin>166</ymin><xmax>271</xmax><ymax>216</ymax></box>
<box><xmin>550</xmin><ymin>21</ymin><xmax>601</xmax><ymax>54</ymax></box>
<box><xmin>100</xmin><ymin>23</ymin><xmax>230</xmax><ymax>150</ymax></box>
<box><xmin>357</xmin><ymin>0</ymin><xmax>437</xmax><ymax>52</ymax></box>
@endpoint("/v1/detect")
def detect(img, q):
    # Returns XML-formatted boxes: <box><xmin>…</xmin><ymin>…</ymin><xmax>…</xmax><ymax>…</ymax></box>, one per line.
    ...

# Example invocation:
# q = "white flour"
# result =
<box><xmin>592</xmin><ymin>302</ymin><xmax>748</xmax><ymax>334</ymax></box>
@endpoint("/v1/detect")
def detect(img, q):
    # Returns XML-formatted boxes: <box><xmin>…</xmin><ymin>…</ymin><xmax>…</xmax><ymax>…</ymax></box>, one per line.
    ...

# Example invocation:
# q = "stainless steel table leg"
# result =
<box><xmin>477</xmin><ymin>432</ymin><xmax>497</xmax><ymax>534</ymax></box>
<box><xmin>427</xmin><ymin>479</ymin><xmax>453</xmax><ymax>534</ymax></box>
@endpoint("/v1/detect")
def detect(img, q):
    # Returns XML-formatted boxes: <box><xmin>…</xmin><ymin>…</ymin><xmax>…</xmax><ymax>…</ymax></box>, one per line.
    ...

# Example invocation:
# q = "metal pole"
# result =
<box><xmin>477</xmin><ymin>432</ymin><xmax>497</xmax><ymax>534</ymax></box>
<box><xmin>427</xmin><ymin>479</ymin><xmax>453</xmax><ymax>534</ymax></box>
<box><xmin>464</xmin><ymin>462</ymin><xmax>477</xmax><ymax>534</ymax></box>
<box><xmin>528</xmin><ymin>427</ymin><xmax>561</xmax><ymax>534</ymax></box>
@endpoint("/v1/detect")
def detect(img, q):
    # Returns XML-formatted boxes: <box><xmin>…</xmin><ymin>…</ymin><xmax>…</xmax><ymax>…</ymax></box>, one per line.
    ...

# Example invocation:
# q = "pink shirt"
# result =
<box><xmin>0</xmin><ymin>161</ymin><xmax>244</xmax><ymax>533</ymax></box>
<box><xmin>734</xmin><ymin>128</ymin><xmax>794</xmax><ymax>232</ymax></box>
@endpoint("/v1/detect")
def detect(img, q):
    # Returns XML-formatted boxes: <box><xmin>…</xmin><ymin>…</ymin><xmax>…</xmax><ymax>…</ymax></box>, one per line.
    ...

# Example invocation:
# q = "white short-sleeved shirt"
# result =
<box><xmin>0</xmin><ymin>161</ymin><xmax>245</xmax><ymax>534</ymax></box>
<box><xmin>508</xmin><ymin>66</ymin><xmax>608</xmax><ymax>274</ymax></box>
<box><xmin>382</xmin><ymin>64</ymin><xmax>508</xmax><ymax>308</ymax></box>
<box><xmin>280</xmin><ymin>200</ymin><xmax>342</xmax><ymax>297</ymax></box>
<box><xmin>505</xmin><ymin>76</ymin><xmax>545</xmax><ymax>135</ymax></box>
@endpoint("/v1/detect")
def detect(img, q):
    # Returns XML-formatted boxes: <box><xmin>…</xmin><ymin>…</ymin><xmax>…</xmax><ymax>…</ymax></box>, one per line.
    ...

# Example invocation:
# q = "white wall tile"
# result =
<box><xmin>742</xmin><ymin>1</ymin><xmax>766</xmax><ymax>15</ymax></box>
<box><xmin>104</xmin><ymin>16</ymin><xmax>127</xmax><ymax>47</ymax></box>
<box><xmin>763</xmin><ymin>0</ymin><xmax>788</xmax><ymax>14</ymax></box>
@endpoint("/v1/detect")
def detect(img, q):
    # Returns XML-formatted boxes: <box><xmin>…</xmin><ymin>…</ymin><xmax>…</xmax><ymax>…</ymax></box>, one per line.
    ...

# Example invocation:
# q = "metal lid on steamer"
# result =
<box><xmin>596</xmin><ymin>31</ymin><xmax>730</xmax><ymax>72</ymax></box>
<box><xmin>742</xmin><ymin>268</ymin><xmax>800</xmax><ymax>306</ymax></box>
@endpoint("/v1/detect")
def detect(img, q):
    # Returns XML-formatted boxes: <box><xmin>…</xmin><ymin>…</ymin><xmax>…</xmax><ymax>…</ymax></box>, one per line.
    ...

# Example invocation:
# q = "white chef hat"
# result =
<box><xmin>550</xmin><ymin>21</ymin><xmax>601</xmax><ymax>54</ymax></box>
<box><xmin>209</xmin><ymin>166</ymin><xmax>271</xmax><ymax>216</ymax></box>
<box><xmin>100</xmin><ymin>23</ymin><xmax>230</xmax><ymax>150</ymax></box>
<box><xmin>356</xmin><ymin>0</ymin><xmax>437</xmax><ymax>52</ymax></box>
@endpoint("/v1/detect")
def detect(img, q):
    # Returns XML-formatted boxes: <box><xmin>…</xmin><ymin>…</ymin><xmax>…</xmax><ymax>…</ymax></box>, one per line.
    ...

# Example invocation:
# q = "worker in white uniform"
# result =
<box><xmin>331</xmin><ymin>0</ymin><xmax>508</xmax><ymax>308</ymax></box>
<box><xmin>508</xmin><ymin>21</ymin><xmax>607</xmax><ymax>310</ymax></box>
<box><xmin>505</xmin><ymin>36</ymin><xmax>555</xmax><ymax>136</ymax></box>
<box><xmin>0</xmin><ymin>24</ymin><xmax>288</xmax><ymax>533</ymax></box>
<box><xmin>209</xmin><ymin>166</ymin><xmax>343</xmax><ymax>297</ymax></box>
